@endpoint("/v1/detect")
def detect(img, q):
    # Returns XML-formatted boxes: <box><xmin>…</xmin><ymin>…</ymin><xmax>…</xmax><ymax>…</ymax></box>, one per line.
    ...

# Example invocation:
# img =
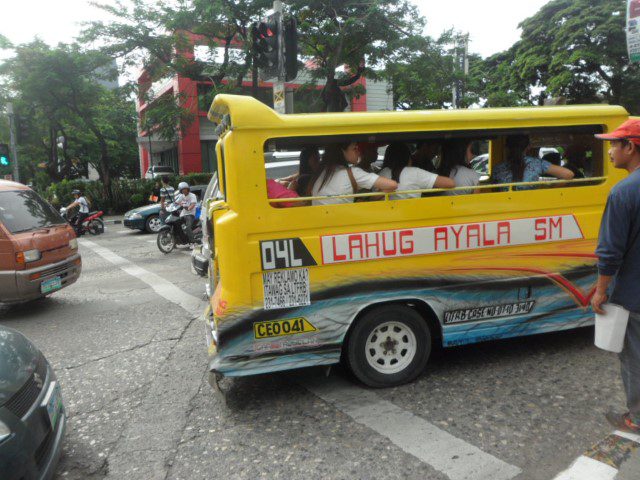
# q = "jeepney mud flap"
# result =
<box><xmin>208</xmin><ymin>371</ymin><xmax>229</xmax><ymax>405</ymax></box>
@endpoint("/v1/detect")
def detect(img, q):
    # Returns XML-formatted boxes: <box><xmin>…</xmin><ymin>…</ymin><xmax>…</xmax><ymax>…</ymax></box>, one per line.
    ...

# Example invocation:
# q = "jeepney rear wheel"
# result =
<box><xmin>346</xmin><ymin>305</ymin><xmax>431</xmax><ymax>388</ymax></box>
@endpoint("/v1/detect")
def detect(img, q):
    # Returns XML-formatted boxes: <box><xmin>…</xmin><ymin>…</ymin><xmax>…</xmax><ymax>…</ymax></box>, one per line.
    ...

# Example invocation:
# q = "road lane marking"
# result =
<box><xmin>553</xmin><ymin>455</ymin><xmax>618</xmax><ymax>480</ymax></box>
<box><xmin>553</xmin><ymin>431</ymin><xmax>640</xmax><ymax>479</ymax></box>
<box><xmin>301</xmin><ymin>376</ymin><xmax>521</xmax><ymax>480</ymax></box>
<box><xmin>83</xmin><ymin>238</ymin><xmax>519</xmax><ymax>480</ymax></box>
<box><xmin>81</xmin><ymin>239</ymin><xmax>203</xmax><ymax>313</ymax></box>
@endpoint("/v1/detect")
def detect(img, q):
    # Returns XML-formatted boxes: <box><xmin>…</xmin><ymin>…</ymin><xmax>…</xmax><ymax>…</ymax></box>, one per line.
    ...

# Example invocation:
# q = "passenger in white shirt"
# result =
<box><xmin>438</xmin><ymin>140</ymin><xmax>482</xmax><ymax>196</ymax></box>
<box><xmin>311</xmin><ymin>142</ymin><xmax>397</xmax><ymax>206</ymax></box>
<box><xmin>378</xmin><ymin>143</ymin><xmax>455</xmax><ymax>199</ymax></box>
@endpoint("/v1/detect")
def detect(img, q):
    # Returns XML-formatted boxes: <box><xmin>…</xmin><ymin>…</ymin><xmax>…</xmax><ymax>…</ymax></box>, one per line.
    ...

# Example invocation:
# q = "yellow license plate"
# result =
<box><xmin>253</xmin><ymin>317</ymin><xmax>316</xmax><ymax>339</ymax></box>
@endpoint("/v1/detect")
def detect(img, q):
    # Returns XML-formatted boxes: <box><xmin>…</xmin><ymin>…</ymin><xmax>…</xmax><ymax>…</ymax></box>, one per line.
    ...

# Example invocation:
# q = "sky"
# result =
<box><xmin>2</xmin><ymin>0</ymin><xmax>552</xmax><ymax>58</ymax></box>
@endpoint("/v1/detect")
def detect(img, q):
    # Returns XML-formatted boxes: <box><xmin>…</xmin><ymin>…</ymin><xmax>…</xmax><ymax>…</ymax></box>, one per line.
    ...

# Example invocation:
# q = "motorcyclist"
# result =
<box><xmin>174</xmin><ymin>181</ymin><xmax>197</xmax><ymax>248</ymax></box>
<box><xmin>66</xmin><ymin>189</ymin><xmax>90</xmax><ymax>236</ymax></box>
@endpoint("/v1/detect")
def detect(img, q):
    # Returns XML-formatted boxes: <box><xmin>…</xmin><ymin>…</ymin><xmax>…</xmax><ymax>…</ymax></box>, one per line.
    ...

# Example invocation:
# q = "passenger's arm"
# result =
<box><xmin>434</xmin><ymin>176</ymin><xmax>455</xmax><ymax>189</ymax></box>
<box><xmin>372</xmin><ymin>176</ymin><xmax>398</xmax><ymax>192</ymax></box>
<box><xmin>545</xmin><ymin>164</ymin><xmax>575</xmax><ymax>180</ymax></box>
<box><xmin>278</xmin><ymin>173</ymin><xmax>298</xmax><ymax>184</ymax></box>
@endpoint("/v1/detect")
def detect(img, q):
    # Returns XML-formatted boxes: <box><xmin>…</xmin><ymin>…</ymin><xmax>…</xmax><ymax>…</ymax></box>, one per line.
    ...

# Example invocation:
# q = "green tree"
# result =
<box><xmin>469</xmin><ymin>49</ymin><xmax>532</xmax><ymax>108</ymax></box>
<box><xmin>83</xmin><ymin>0</ymin><xmax>272</xmax><ymax>137</ymax></box>
<box><xmin>0</xmin><ymin>41</ymin><xmax>138</xmax><ymax>188</ymax></box>
<box><xmin>385</xmin><ymin>31</ymin><xmax>488</xmax><ymax>110</ymax></box>
<box><xmin>510</xmin><ymin>0</ymin><xmax>640</xmax><ymax>111</ymax></box>
<box><xmin>290</xmin><ymin>0</ymin><xmax>424</xmax><ymax>112</ymax></box>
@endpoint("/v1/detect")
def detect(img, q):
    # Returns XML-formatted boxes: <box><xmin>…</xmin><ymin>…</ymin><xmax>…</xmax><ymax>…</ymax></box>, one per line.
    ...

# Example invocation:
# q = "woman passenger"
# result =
<box><xmin>493</xmin><ymin>135</ymin><xmax>574</xmax><ymax>189</ymax></box>
<box><xmin>438</xmin><ymin>140</ymin><xmax>481</xmax><ymax>196</ymax></box>
<box><xmin>379</xmin><ymin>143</ymin><xmax>454</xmax><ymax>199</ymax></box>
<box><xmin>310</xmin><ymin>142</ymin><xmax>397</xmax><ymax>206</ymax></box>
<box><xmin>356</xmin><ymin>143</ymin><xmax>380</xmax><ymax>173</ymax></box>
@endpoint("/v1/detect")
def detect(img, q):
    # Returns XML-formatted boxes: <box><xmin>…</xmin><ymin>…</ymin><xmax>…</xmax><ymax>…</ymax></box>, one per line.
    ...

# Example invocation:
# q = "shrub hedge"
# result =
<box><xmin>42</xmin><ymin>173</ymin><xmax>213</xmax><ymax>214</ymax></box>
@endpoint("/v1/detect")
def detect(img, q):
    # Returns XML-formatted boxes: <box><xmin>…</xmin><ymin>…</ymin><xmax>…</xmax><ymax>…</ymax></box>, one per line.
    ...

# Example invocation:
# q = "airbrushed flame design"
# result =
<box><xmin>209</xmin><ymin>239</ymin><xmax>600</xmax><ymax>377</ymax></box>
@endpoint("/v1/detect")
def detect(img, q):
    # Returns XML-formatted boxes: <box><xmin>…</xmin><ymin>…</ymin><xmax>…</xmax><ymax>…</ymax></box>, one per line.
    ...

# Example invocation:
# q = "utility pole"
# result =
<box><xmin>452</xmin><ymin>34</ymin><xmax>469</xmax><ymax>109</ymax></box>
<box><xmin>6</xmin><ymin>103</ymin><xmax>20</xmax><ymax>182</ymax></box>
<box><xmin>272</xmin><ymin>0</ymin><xmax>286</xmax><ymax>114</ymax></box>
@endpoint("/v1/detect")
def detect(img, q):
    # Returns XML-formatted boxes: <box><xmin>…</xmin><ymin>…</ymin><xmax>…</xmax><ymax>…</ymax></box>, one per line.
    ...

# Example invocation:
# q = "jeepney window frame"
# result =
<box><xmin>262</xmin><ymin>124</ymin><xmax>606</xmax><ymax>206</ymax></box>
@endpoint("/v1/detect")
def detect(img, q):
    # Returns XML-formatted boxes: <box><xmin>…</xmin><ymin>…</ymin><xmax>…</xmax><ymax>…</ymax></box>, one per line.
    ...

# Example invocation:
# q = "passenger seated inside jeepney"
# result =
<box><xmin>277</xmin><ymin>146</ymin><xmax>321</xmax><ymax>196</ymax></box>
<box><xmin>438</xmin><ymin>139</ymin><xmax>481</xmax><ymax>196</ymax></box>
<box><xmin>378</xmin><ymin>142</ymin><xmax>454</xmax><ymax>199</ymax></box>
<box><xmin>412</xmin><ymin>140</ymin><xmax>439</xmax><ymax>173</ymax></box>
<box><xmin>562</xmin><ymin>144</ymin><xmax>589</xmax><ymax>179</ymax></box>
<box><xmin>310</xmin><ymin>142</ymin><xmax>398</xmax><ymax>205</ymax></box>
<box><xmin>357</xmin><ymin>142</ymin><xmax>380</xmax><ymax>173</ymax></box>
<box><xmin>267</xmin><ymin>179</ymin><xmax>308</xmax><ymax>207</ymax></box>
<box><xmin>493</xmin><ymin>135</ymin><xmax>574</xmax><ymax>189</ymax></box>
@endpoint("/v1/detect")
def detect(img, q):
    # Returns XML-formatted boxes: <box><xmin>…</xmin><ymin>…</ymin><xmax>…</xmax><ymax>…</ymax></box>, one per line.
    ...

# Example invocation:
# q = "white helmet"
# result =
<box><xmin>178</xmin><ymin>182</ymin><xmax>190</xmax><ymax>191</ymax></box>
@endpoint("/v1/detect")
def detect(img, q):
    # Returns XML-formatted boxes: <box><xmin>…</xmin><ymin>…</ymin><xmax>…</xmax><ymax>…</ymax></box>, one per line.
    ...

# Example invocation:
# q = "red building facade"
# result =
<box><xmin>136</xmin><ymin>35</ymin><xmax>391</xmax><ymax>177</ymax></box>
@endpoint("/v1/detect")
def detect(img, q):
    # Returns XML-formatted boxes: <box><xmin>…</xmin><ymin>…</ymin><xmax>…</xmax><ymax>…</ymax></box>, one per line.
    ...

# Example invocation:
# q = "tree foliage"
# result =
<box><xmin>485</xmin><ymin>0</ymin><xmax>640</xmax><ymax>112</ymax></box>
<box><xmin>0</xmin><ymin>41</ymin><xmax>138</xmax><ymax>188</ymax></box>
<box><xmin>290</xmin><ymin>0</ymin><xmax>424</xmax><ymax>111</ymax></box>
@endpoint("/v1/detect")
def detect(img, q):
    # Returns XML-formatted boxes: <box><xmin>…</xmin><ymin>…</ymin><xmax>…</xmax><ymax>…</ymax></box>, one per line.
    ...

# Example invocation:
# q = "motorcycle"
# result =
<box><xmin>60</xmin><ymin>207</ymin><xmax>105</xmax><ymax>236</ymax></box>
<box><xmin>156</xmin><ymin>203</ymin><xmax>202</xmax><ymax>254</ymax></box>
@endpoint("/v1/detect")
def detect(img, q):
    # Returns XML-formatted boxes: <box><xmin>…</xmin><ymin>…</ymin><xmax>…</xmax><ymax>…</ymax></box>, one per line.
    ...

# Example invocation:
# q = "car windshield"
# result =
<box><xmin>0</xmin><ymin>189</ymin><xmax>66</xmax><ymax>233</ymax></box>
<box><xmin>154</xmin><ymin>166</ymin><xmax>174</xmax><ymax>173</ymax></box>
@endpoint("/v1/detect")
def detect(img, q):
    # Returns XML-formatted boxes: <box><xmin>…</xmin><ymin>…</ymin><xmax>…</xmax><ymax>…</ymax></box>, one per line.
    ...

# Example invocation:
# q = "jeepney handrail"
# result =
<box><xmin>267</xmin><ymin>176</ymin><xmax>608</xmax><ymax>204</ymax></box>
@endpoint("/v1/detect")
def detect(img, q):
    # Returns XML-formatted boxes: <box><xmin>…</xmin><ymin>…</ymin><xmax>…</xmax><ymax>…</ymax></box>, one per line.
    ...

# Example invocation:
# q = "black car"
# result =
<box><xmin>0</xmin><ymin>325</ymin><xmax>65</xmax><ymax>480</ymax></box>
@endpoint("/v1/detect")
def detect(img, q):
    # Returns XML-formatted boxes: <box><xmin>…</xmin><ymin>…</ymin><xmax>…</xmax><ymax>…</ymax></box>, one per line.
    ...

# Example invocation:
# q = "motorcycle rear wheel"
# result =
<box><xmin>157</xmin><ymin>231</ymin><xmax>175</xmax><ymax>253</ymax></box>
<box><xmin>87</xmin><ymin>219</ymin><xmax>104</xmax><ymax>235</ymax></box>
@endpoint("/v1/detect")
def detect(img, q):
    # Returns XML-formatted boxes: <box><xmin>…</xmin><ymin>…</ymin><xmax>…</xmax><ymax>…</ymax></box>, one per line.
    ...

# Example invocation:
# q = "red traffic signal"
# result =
<box><xmin>253</xmin><ymin>14</ymin><xmax>280</xmax><ymax>71</ymax></box>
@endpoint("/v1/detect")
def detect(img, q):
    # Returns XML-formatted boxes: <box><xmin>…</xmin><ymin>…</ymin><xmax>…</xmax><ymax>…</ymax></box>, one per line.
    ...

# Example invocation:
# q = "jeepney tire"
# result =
<box><xmin>346</xmin><ymin>305</ymin><xmax>431</xmax><ymax>388</ymax></box>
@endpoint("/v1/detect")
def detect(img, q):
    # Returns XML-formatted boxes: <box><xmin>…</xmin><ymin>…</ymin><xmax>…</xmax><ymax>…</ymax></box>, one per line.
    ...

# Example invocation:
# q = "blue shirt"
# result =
<box><xmin>596</xmin><ymin>169</ymin><xmax>640</xmax><ymax>313</ymax></box>
<box><xmin>493</xmin><ymin>156</ymin><xmax>552</xmax><ymax>189</ymax></box>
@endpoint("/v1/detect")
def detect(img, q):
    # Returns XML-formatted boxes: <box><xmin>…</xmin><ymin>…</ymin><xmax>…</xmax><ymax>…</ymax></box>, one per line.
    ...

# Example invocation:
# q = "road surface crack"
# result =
<box><xmin>62</xmin><ymin>337</ymin><xmax>179</xmax><ymax>370</ymax></box>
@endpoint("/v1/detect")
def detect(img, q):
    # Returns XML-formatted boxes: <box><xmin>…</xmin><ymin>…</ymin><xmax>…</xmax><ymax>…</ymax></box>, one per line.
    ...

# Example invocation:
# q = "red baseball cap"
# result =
<box><xmin>595</xmin><ymin>119</ymin><xmax>640</xmax><ymax>146</ymax></box>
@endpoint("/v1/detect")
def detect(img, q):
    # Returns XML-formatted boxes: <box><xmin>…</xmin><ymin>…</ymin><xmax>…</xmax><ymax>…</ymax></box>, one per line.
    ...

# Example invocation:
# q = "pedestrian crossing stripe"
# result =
<box><xmin>553</xmin><ymin>430</ymin><xmax>640</xmax><ymax>479</ymax></box>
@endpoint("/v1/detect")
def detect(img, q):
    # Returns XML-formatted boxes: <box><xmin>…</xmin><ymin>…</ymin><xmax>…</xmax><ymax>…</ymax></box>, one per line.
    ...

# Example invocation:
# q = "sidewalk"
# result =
<box><xmin>103</xmin><ymin>215</ymin><xmax>123</xmax><ymax>224</ymax></box>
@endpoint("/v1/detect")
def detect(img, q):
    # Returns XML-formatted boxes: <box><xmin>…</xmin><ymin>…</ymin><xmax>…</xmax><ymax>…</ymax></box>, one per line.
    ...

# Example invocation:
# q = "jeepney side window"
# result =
<box><xmin>216</xmin><ymin>141</ymin><xmax>227</xmax><ymax>201</ymax></box>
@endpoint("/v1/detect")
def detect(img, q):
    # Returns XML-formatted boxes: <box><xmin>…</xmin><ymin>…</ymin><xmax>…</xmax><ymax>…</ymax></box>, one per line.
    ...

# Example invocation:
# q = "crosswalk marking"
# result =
<box><xmin>301</xmin><ymin>376</ymin><xmax>521</xmax><ymax>480</ymax></box>
<box><xmin>553</xmin><ymin>431</ymin><xmax>640</xmax><ymax>479</ymax></box>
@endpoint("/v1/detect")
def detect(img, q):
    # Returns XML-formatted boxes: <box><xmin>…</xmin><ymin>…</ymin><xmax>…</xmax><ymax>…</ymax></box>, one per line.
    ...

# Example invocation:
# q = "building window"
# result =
<box><xmin>201</xmin><ymin>141</ymin><xmax>218</xmax><ymax>173</ymax></box>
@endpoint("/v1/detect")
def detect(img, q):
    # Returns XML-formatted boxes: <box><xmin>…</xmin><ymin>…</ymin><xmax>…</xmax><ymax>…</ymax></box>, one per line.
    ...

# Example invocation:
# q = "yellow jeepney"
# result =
<box><xmin>203</xmin><ymin>94</ymin><xmax>628</xmax><ymax>387</ymax></box>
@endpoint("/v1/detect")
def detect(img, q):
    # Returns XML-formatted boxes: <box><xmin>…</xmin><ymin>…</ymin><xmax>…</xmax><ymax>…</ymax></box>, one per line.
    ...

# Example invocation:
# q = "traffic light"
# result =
<box><xmin>0</xmin><ymin>144</ymin><xmax>9</xmax><ymax>167</ymax></box>
<box><xmin>283</xmin><ymin>17</ymin><xmax>298</xmax><ymax>81</ymax></box>
<box><xmin>253</xmin><ymin>13</ymin><xmax>281</xmax><ymax>74</ymax></box>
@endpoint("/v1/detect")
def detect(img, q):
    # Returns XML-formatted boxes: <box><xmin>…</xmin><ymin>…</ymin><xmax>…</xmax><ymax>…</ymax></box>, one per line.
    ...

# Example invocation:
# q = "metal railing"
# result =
<box><xmin>267</xmin><ymin>176</ymin><xmax>608</xmax><ymax>204</ymax></box>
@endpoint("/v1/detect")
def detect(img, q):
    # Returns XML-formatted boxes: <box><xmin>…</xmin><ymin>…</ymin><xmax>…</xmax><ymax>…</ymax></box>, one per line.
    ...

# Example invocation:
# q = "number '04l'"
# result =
<box><xmin>262</xmin><ymin>240</ymin><xmax>303</xmax><ymax>270</ymax></box>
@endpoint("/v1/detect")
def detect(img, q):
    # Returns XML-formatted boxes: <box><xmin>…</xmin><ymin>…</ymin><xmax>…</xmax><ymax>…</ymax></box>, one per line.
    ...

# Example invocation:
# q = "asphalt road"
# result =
<box><xmin>1</xmin><ymin>225</ymin><xmax>639</xmax><ymax>480</ymax></box>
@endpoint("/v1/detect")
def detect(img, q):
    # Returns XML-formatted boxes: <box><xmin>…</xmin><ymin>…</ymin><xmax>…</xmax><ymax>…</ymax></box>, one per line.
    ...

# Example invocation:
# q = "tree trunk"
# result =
<box><xmin>321</xmin><ymin>77</ymin><xmax>348</xmax><ymax>112</ymax></box>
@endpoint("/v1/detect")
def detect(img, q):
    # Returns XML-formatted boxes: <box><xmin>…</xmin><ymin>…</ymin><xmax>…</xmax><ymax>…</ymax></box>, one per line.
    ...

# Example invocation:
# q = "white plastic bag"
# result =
<box><xmin>595</xmin><ymin>304</ymin><xmax>630</xmax><ymax>353</ymax></box>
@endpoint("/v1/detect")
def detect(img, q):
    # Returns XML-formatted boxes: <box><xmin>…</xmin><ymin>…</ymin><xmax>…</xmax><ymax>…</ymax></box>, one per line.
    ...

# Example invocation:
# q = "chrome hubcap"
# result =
<box><xmin>149</xmin><ymin>217</ymin><xmax>162</xmax><ymax>232</ymax></box>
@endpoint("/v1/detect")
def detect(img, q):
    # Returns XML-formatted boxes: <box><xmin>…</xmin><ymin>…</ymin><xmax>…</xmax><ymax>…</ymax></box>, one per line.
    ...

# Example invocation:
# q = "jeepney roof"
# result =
<box><xmin>208</xmin><ymin>94</ymin><xmax>629</xmax><ymax>133</ymax></box>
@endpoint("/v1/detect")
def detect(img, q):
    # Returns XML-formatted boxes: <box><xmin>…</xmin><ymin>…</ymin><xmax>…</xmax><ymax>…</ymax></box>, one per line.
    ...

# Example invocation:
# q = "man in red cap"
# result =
<box><xmin>592</xmin><ymin>118</ymin><xmax>640</xmax><ymax>433</ymax></box>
